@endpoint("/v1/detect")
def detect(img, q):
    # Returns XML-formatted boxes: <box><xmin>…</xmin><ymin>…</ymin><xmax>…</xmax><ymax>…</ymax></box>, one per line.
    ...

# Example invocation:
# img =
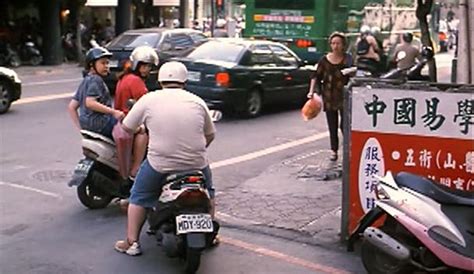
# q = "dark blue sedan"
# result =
<box><xmin>176</xmin><ymin>39</ymin><xmax>312</xmax><ymax>118</ymax></box>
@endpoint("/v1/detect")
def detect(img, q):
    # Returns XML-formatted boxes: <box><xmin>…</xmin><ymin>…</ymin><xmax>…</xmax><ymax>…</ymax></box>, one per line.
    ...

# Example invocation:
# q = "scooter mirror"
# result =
<box><xmin>209</xmin><ymin>110</ymin><xmax>223</xmax><ymax>122</ymax></box>
<box><xmin>126</xmin><ymin>99</ymin><xmax>136</xmax><ymax>110</ymax></box>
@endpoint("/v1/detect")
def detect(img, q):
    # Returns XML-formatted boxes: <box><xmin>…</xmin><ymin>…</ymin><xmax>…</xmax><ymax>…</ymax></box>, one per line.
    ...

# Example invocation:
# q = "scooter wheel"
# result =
<box><xmin>184</xmin><ymin>247</ymin><xmax>201</xmax><ymax>274</ymax></box>
<box><xmin>77</xmin><ymin>179</ymin><xmax>112</xmax><ymax>209</ymax></box>
<box><xmin>361</xmin><ymin>230</ymin><xmax>414</xmax><ymax>274</ymax></box>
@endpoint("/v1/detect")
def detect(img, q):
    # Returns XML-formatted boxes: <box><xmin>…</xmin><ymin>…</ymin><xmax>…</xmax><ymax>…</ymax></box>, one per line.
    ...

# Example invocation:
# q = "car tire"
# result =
<box><xmin>0</xmin><ymin>79</ymin><xmax>13</xmax><ymax>114</ymax></box>
<box><xmin>241</xmin><ymin>89</ymin><xmax>262</xmax><ymax>118</ymax></box>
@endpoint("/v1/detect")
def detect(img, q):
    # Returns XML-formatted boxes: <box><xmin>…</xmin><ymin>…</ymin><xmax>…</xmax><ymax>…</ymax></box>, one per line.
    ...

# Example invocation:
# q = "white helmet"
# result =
<box><xmin>130</xmin><ymin>45</ymin><xmax>159</xmax><ymax>70</ymax></box>
<box><xmin>371</xmin><ymin>26</ymin><xmax>381</xmax><ymax>35</ymax></box>
<box><xmin>360</xmin><ymin>25</ymin><xmax>371</xmax><ymax>34</ymax></box>
<box><xmin>158</xmin><ymin>61</ymin><xmax>188</xmax><ymax>83</ymax></box>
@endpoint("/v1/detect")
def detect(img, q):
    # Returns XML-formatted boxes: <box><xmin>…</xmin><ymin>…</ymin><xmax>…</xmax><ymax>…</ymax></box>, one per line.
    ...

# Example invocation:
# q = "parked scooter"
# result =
<box><xmin>17</xmin><ymin>35</ymin><xmax>42</xmax><ymax>66</ymax></box>
<box><xmin>147</xmin><ymin>170</ymin><xmax>220</xmax><ymax>274</ymax></box>
<box><xmin>0</xmin><ymin>41</ymin><xmax>21</xmax><ymax>67</ymax></box>
<box><xmin>348</xmin><ymin>171</ymin><xmax>474</xmax><ymax>273</ymax></box>
<box><xmin>380</xmin><ymin>46</ymin><xmax>434</xmax><ymax>81</ymax></box>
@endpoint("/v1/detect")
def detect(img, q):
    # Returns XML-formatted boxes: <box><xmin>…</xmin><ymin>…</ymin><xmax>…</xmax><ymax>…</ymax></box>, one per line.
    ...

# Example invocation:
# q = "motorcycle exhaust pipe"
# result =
<box><xmin>363</xmin><ymin>227</ymin><xmax>410</xmax><ymax>261</ymax></box>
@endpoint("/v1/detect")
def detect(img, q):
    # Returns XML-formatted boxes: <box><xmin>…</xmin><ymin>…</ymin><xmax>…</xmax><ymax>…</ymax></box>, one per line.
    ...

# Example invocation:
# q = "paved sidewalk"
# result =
<box><xmin>216</xmin><ymin>149</ymin><xmax>345</xmax><ymax>250</ymax></box>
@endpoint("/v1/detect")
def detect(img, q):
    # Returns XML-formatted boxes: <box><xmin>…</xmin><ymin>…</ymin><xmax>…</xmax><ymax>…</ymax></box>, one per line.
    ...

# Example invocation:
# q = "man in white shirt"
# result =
<box><xmin>114</xmin><ymin>61</ymin><xmax>216</xmax><ymax>256</ymax></box>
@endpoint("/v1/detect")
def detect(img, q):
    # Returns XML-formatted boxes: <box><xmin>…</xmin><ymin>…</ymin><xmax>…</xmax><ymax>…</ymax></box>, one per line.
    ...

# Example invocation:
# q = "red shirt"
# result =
<box><xmin>114</xmin><ymin>73</ymin><xmax>148</xmax><ymax>114</ymax></box>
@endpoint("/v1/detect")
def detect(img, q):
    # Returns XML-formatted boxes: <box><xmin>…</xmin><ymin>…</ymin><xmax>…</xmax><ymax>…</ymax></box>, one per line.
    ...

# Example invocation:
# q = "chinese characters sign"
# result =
<box><xmin>348</xmin><ymin>87</ymin><xmax>474</xmax><ymax>232</ymax></box>
<box><xmin>358</xmin><ymin>89</ymin><xmax>473</xmax><ymax>137</ymax></box>
<box><xmin>253</xmin><ymin>22</ymin><xmax>312</xmax><ymax>37</ymax></box>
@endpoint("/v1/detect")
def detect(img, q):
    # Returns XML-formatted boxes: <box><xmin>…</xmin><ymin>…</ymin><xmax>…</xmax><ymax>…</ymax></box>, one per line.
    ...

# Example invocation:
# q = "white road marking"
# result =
<box><xmin>23</xmin><ymin>78</ymin><xmax>82</xmax><ymax>87</ymax></box>
<box><xmin>13</xmin><ymin>92</ymin><xmax>72</xmax><ymax>105</ymax></box>
<box><xmin>2</xmin><ymin>132</ymin><xmax>329</xmax><ymax>199</ymax></box>
<box><xmin>210</xmin><ymin>131</ymin><xmax>329</xmax><ymax>169</ymax></box>
<box><xmin>0</xmin><ymin>181</ymin><xmax>62</xmax><ymax>199</ymax></box>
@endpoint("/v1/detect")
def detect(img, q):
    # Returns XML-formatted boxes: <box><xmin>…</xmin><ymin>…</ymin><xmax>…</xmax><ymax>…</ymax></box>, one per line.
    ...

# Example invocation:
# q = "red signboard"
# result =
<box><xmin>347</xmin><ymin>86</ymin><xmax>474</xmax><ymax>232</ymax></box>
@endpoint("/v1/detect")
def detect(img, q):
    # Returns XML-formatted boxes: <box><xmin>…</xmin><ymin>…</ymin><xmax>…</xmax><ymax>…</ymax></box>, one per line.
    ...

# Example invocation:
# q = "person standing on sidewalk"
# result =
<box><xmin>307</xmin><ymin>32</ymin><xmax>353</xmax><ymax>161</ymax></box>
<box><xmin>68</xmin><ymin>47</ymin><xmax>124</xmax><ymax>139</ymax></box>
<box><xmin>114</xmin><ymin>45</ymin><xmax>158</xmax><ymax>180</ymax></box>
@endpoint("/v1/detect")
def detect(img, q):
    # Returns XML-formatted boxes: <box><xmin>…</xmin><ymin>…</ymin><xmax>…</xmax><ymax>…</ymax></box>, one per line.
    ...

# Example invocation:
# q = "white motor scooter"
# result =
<box><xmin>348</xmin><ymin>171</ymin><xmax>473</xmax><ymax>273</ymax></box>
<box><xmin>68</xmin><ymin>130</ymin><xmax>132</xmax><ymax>209</ymax></box>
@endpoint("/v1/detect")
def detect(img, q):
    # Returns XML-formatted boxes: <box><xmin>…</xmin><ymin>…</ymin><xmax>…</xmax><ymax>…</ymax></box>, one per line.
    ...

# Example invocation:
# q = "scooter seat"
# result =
<box><xmin>80</xmin><ymin>130</ymin><xmax>115</xmax><ymax>146</ymax></box>
<box><xmin>394</xmin><ymin>172</ymin><xmax>474</xmax><ymax>207</ymax></box>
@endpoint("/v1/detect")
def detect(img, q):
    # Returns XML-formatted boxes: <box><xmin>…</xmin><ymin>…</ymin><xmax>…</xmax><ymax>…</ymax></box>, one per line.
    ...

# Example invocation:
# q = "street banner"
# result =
<box><xmin>342</xmin><ymin>81</ymin><xmax>474</xmax><ymax>235</ymax></box>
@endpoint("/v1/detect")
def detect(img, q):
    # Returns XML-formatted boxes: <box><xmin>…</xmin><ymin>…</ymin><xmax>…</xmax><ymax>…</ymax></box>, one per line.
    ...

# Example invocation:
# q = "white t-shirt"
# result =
<box><xmin>123</xmin><ymin>88</ymin><xmax>216</xmax><ymax>172</ymax></box>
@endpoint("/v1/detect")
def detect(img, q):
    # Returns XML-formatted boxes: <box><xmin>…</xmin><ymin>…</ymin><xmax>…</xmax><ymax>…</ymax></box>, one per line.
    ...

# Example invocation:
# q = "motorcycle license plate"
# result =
<box><xmin>176</xmin><ymin>214</ymin><xmax>213</xmax><ymax>234</ymax></box>
<box><xmin>68</xmin><ymin>159</ymin><xmax>93</xmax><ymax>186</ymax></box>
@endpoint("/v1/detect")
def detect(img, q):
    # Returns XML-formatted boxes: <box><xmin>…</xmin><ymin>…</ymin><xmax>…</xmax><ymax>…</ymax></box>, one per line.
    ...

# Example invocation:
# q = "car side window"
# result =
<box><xmin>269</xmin><ymin>45</ymin><xmax>299</xmax><ymax>67</ymax></box>
<box><xmin>249</xmin><ymin>45</ymin><xmax>277</xmax><ymax>67</ymax></box>
<box><xmin>169</xmin><ymin>34</ymin><xmax>194</xmax><ymax>49</ymax></box>
<box><xmin>189</xmin><ymin>33</ymin><xmax>208</xmax><ymax>44</ymax></box>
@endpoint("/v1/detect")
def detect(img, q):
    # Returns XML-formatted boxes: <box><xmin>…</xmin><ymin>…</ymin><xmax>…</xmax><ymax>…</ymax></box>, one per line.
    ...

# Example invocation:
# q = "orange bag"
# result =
<box><xmin>301</xmin><ymin>94</ymin><xmax>322</xmax><ymax>121</ymax></box>
<box><xmin>112</xmin><ymin>122</ymin><xmax>134</xmax><ymax>179</ymax></box>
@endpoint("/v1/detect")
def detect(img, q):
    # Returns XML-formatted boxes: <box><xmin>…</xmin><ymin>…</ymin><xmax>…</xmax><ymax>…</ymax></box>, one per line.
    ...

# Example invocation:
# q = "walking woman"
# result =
<box><xmin>307</xmin><ymin>32</ymin><xmax>353</xmax><ymax>161</ymax></box>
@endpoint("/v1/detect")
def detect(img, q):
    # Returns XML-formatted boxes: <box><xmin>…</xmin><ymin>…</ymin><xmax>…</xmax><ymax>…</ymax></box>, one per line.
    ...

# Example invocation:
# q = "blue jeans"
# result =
<box><xmin>129</xmin><ymin>159</ymin><xmax>215</xmax><ymax>208</ymax></box>
<box><xmin>99</xmin><ymin>116</ymin><xmax>118</xmax><ymax>140</ymax></box>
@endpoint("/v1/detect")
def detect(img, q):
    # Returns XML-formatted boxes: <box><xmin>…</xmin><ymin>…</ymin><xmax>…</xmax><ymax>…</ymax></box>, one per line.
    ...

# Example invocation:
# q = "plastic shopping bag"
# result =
<box><xmin>112</xmin><ymin>122</ymin><xmax>134</xmax><ymax>179</ymax></box>
<box><xmin>301</xmin><ymin>94</ymin><xmax>322</xmax><ymax>121</ymax></box>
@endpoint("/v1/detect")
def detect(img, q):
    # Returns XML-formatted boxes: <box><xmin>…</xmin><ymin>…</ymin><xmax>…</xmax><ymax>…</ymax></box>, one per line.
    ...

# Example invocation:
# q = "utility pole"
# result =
<box><xmin>116</xmin><ymin>0</ymin><xmax>131</xmax><ymax>35</ymax></box>
<box><xmin>456</xmin><ymin>0</ymin><xmax>473</xmax><ymax>84</ymax></box>
<box><xmin>179</xmin><ymin>0</ymin><xmax>189</xmax><ymax>28</ymax></box>
<box><xmin>211</xmin><ymin>0</ymin><xmax>216</xmax><ymax>37</ymax></box>
<box><xmin>39</xmin><ymin>0</ymin><xmax>62</xmax><ymax>65</ymax></box>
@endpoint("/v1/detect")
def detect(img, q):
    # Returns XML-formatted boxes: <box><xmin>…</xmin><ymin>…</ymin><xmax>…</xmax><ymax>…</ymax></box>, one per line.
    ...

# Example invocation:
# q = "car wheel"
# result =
<box><xmin>241</xmin><ymin>89</ymin><xmax>262</xmax><ymax>118</ymax></box>
<box><xmin>0</xmin><ymin>79</ymin><xmax>13</xmax><ymax>114</ymax></box>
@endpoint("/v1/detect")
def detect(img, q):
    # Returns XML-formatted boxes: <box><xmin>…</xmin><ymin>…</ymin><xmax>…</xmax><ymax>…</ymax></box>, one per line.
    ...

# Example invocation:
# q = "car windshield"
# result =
<box><xmin>108</xmin><ymin>33</ymin><xmax>161</xmax><ymax>49</ymax></box>
<box><xmin>187</xmin><ymin>41</ymin><xmax>245</xmax><ymax>63</ymax></box>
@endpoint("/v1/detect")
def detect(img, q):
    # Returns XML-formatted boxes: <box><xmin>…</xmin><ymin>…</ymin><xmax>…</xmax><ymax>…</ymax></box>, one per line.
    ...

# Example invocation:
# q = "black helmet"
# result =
<box><xmin>421</xmin><ymin>46</ymin><xmax>434</xmax><ymax>59</ymax></box>
<box><xmin>85</xmin><ymin>47</ymin><xmax>112</xmax><ymax>67</ymax></box>
<box><xmin>402</xmin><ymin>32</ymin><xmax>413</xmax><ymax>43</ymax></box>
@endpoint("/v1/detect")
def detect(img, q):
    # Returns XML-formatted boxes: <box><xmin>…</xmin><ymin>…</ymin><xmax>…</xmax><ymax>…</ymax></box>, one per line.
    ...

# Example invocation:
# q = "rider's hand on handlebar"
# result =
<box><xmin>112</xmin><ymin>109</ymin><xmax>125</xmax><ymax>121</ymax></box>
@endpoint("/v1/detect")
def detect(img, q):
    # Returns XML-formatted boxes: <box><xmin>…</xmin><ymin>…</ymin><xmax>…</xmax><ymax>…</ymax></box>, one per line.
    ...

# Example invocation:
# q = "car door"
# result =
<box><xmin>247</xmin><ymin>44</ymin><xmax>285</xmax><ymax>104</ymax></box>
<box><xmin>269</xmin><ymin>44</ymin><xmax>310</xmax><ymax>102</ymax></box>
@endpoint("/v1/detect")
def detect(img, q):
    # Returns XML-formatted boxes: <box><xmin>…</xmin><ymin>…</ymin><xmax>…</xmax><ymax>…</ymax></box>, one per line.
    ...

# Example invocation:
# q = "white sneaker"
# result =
<box><xmin>114</xmin><ymin>240</ymin><xmax>142</xmax><ymax>256</ymax></box>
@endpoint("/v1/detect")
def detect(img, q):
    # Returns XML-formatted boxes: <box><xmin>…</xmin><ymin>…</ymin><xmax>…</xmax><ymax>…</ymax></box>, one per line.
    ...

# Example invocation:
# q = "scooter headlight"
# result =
<box><xmin>375</xmin><ymin>183</ymin><xmax>390</xmax><ymax>200</ymax></box>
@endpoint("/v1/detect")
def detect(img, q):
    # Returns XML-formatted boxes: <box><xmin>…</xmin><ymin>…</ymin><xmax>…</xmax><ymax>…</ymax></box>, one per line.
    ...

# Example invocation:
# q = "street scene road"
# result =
<box><xmin>1</xmin><ymin>46</ymin><xmax>459</xmax><ymax>274</ymax></box>
<box><xmin>2</xmin><ymin>63</ymin><xmax>362</xmax><ymax>274</ymax></box>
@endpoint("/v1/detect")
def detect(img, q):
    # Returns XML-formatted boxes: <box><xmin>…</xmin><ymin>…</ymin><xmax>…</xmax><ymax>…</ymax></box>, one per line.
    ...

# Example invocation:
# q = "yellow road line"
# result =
<box><xmin>221</xmin><ymin>236</ymin><xmax>353</xmax><ymax>274</ymax></box>
<box><xmin>14</xmin><ymin>92</ymin><xmax>72</xmax><ymax>105</ymax></box>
